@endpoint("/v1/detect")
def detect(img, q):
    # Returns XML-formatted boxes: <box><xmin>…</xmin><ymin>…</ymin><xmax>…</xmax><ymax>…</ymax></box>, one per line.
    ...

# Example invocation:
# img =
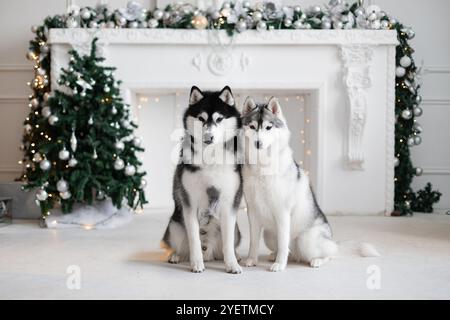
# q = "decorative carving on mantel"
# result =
<box><xmin>192</xmin><ymin>54</ymin><xmax>202</xmax><ymax>71</ymax></box>
<box><xmin>207</xmin><ymin>52</ymin><xmax>233</xmax><ymax>76</ymax></box>
<box><xmin>340</xmin><ymin>45</ymin><xmax>374</xmax><ymax>170</ymax></box>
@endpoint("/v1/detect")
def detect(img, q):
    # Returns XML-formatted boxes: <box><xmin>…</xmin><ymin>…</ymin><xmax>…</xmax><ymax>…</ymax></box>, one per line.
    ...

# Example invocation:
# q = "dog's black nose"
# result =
<box><xmin>255</xmin><ymin>141</ymin><xmax>261</xmax><ymax>149</ymax></box>
<box><xmin>204</xmin><ymin>140</ymin><xmax>213</xmax><ymax>145</ymax></box>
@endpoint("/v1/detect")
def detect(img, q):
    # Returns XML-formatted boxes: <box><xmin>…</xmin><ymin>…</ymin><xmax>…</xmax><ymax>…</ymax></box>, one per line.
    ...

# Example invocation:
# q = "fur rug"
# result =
<box><xmin>45</xmin><ymin>199</ymin><xmax>133</xmax><ymax>229</ymax></box>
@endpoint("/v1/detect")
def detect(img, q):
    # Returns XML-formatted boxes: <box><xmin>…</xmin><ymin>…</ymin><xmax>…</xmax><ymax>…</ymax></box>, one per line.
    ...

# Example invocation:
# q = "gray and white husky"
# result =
<box><xmin>241</xmin><ymin>97</ymin><xmax>339</xmax><ymax>271</ymax></box>
<box><xmin>161</xmin><ymin>86</ymin><xmax>243</xmax><ymax>274</ymax></box>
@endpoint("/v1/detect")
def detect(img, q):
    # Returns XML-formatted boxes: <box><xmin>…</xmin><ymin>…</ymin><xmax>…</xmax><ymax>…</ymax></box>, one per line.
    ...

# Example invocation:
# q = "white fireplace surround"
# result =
<box><xmin>49</xmin><ymin>29</ymin><xmax>397</xmax><ymax>215</ymax></box>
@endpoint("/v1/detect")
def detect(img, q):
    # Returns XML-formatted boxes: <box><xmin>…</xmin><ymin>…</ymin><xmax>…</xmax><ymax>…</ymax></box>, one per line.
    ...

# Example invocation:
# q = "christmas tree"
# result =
<box><xmin>20</xmin><ymin>38</ymin><xmax>147</xmax><ymax>220</ymax></box>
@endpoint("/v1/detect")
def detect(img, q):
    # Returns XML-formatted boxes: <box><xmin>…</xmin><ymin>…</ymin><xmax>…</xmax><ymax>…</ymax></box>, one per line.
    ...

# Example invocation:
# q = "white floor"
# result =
<box><xmin>1</xmin><ymin>210</ymin><xmax>449</xmax><ymax>300</ymax></box>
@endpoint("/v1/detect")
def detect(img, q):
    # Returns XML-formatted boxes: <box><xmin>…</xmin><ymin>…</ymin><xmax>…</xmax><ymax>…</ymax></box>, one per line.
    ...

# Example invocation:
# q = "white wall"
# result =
<box><xmin>0</xmin><ymin>0</ymin><xmax>449</xmax><ymax>211</ymax></box>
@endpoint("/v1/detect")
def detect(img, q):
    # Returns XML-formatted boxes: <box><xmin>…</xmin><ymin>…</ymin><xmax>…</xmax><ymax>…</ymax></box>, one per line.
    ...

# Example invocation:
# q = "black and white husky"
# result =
<box><xmin>161</xmin><ymin>86</ymin><xmax>243</xmax><ymax>274</ymax></box>
<box><xmin>241</xmin><ymin>97</ymin><xmax>339</xmax><ymax>271</ymax></box>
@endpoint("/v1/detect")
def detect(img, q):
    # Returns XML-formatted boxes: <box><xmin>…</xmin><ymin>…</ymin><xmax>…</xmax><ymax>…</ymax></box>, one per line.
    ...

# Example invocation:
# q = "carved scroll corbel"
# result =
<box><xmin>340</xmin><ymin>45</ymin><xmax>373</xmax><ymax>170</ymax></box>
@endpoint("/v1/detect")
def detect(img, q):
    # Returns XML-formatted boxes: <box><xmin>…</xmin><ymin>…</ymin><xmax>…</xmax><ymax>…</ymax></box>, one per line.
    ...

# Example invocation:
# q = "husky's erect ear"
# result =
<box><xmin>267</xmin><ymin>96</ymin><xmax>283</xmax><ymax>117</ymax></box>
<box><xmin>189</xmin><ymin>86</ymin><xmax>204</xmax><ymax>105</ymax></box>
<box><xmin>218</xmin><ymin>86</ymin><xmax>235</xmax><ymax>106</ymax></box>
<box><xmin>242</xmin><ymin>97</ymin><xmax>256</xmax><ymax>116</ymax></box>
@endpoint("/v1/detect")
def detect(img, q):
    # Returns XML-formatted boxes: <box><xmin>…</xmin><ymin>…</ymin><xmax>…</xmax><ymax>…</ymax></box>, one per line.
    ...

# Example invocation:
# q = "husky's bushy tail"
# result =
<box><xmin>337</xmin><ymin>241</ymin><xmax>380</xmax><ymax>257</ymax></box>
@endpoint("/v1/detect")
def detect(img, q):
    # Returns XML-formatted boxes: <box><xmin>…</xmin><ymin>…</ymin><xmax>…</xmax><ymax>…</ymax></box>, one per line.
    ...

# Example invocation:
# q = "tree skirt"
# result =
<box><xmin>45</xmin><ymin>199</ymin><xmax>133</xmax><ymax>229</ymax></box>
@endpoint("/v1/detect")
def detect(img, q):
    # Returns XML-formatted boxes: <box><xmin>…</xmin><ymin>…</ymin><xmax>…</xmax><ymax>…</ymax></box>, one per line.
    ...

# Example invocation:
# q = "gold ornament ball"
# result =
<box><xmin>191</xmin><ymin>15</ymin><xmax>208</xmax><ymax>30</ymax></box>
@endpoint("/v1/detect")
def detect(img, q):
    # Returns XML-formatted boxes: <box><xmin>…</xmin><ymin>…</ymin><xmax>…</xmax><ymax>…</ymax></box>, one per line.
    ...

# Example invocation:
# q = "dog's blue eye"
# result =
<box><xmin>266</xmin><ymin>126</ymin><xmax>273</xmax><ymax>131</ymax></box>
<box><xmin>216</xmin><ymin>117</ymin><xmax>223</xmax><ymax>123</ymax></box>
<box><xmin>249</xmin><ymin>125</ymin><xmax>256</xmax><ymax>130</ymax></box>
<box><xmin>198</xmin><ymin>116</ymin><xmax>205</xmax><ymax>122</ymax></box>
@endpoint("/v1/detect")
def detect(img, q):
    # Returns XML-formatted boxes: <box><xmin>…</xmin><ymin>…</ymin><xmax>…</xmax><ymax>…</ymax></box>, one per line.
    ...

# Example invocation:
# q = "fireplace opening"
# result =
<box><xmin>132</xmin><ymin>89</ymin><xmax>319</xmax><ymax>211</ymax></box>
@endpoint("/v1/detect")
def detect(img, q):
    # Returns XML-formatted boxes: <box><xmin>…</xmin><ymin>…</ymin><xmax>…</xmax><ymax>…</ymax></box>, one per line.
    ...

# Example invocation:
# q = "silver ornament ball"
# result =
<box><xmin>401</xmin><ymin>109</ymin><xmax>412</xmax><ymax>120</ymax></box>
<box><xmin>30</xmin><ymin>98</ymin><xmax>39</xmax><ymax>108</ymax></box>
<box><xmin>48</xmin><ymin>115</ymin><xmax>59</xmax><ymax>126</ymax></box>
<box><xmin>407</xmin><ymin>137</ymin><xmax>415</xmax><ymax>146</ymax></box>
<box><xmin>56</xmin><ymin>179</ymin><xmax>69</xmax><ymax>193</ymax></box>
<box><xmin>413</xmin><ymin>106</ymin><xmax>423</xmax><ymax>117</ymax></box>
<box><xmin>253</xmin><ymin>11</ymin><xmax>263</xmax><ymax>22</ymax></box>
<box><xmin>399</xmin><ymin>56</ymin><xmax>412</xmax><ymax>68</ymax></box>
<box><xmin>394</xmin><ymin>157</ymin><xmax>400</xmax><ymax>167</ymax></box>
<box><xmin>60</xmin><ymin>191</ymin><xmax>71</xmax><ymax>200</ymax></box>
<box><xmin>39</xmin><ymin>159</ymin><xmax>51</xmax><ymax>171</ymax></box>
<box><xmin>153</xmin><ymin>9</ymin><xmax>164</xmax><ymax>20</ymax></box>
<box><xmin>414</xmin><ymin>135</ymin><xmax>422</xmax><ymax>145</ymax></box>
<box><xmin>415</xmin><ymin>167</ymin><xmax>423</xmax><ymax>176</ymax></box>
<box><xmin>148</xmin><ymin>18</ymin><xmax>158</xmax><ymax>28</ymax></box>
<box><xmin>36</xmin><ymin>189</ymin><xmax>48</xmax><ymax>201</ymax></box>
<box><xmin>125</xmin><ymin>164</ymin><xmax>136</xmax><ymax>176</ymax></box>
<box><xmin>81</xmin><ymin>8</ymin><xmax>91</xmax><ymax>20</ymax></box>
<box><xmin>256</xmin><ymin>21</ymin><xmax>267</xmax><ymax>32</ymax></box>
<box><xmin>284</xmin><ymin>19</ymin><xmax>292</xmax><ymax>28</ymax></box>
<box><xmin>139</xmin><ymin>178</ymin><xmax>147</xmax><ymax>189</ymax></box>
<box><xmin>236</xmin><ymin>20</ymin><xmax>247</xmax><ymax>33</ymax></box>
<box><xmin>115</xmin><ymin>141</ymin><xmax>125</xmax><ymax>150</ymax></box>
<box><xmin>114</xmin><ymin>158</ymin><xmax>125</xmax><ymax>170</ymax></box>
<box><xmin>133</xmin><ymin>137</ymin><xmax>142</xmax><ymax>147</ymax></box>
<box><xmin>68</xmin><ymin>157</ymin><xmax>78</xmax><ymax>167</ymax></box>
<box><xmin>59</xmin><ymin>148</ymin><xmax>70</xmax><ymax>160</ymax></box>
<box><xmin>395</xmin><ymin>66</ymin><xmax>406</xmax><ymax>78</ymax></box>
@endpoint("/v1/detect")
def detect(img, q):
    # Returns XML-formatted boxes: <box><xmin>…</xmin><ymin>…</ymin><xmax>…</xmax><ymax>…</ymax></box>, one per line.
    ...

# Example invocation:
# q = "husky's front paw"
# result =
<box><xmin>168</xmin><ymin>253</ymin><xmax>180</xmax><ymax>264</ymax></box>
<box><xmin>269</xmin><ymin>262</ymin><xmax>286</xmax><ymax>272</ymax></box>
<box><xmin>310</xmin><ymin>257</ymin><xmax>330</xmax><ymax>268</ymax></box>
<box><xmin>225</xmin><ymin>261</ymin><xmax>243</xmax><ymax>274</ymax></box>
<box><xmin>245</xmin><ymin>258</ymin><xmax>258</xmax><ymax>267</ymax></box>
<box><xmin>190</xmin><ymin>260</ymin><xmax>205</xmax><ymax>273</ymax></box>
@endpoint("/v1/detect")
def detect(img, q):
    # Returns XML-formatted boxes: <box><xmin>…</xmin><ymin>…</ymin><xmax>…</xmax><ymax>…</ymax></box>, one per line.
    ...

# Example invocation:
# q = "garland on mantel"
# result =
<box><xmin>20</xmin><ymin>0</ymin><xmax>441</xmax><ymax>216</ymax></box>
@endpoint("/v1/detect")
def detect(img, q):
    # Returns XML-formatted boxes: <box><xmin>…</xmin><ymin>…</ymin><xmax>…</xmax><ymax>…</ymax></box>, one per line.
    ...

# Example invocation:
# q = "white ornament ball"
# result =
<box><xmin>407</xmin><ymin>137</ymin><xmax>415</xmax><ymax>146</ymax></box>
<box><xmin>111</xmin><ymin>106</ymin><xmax>117</xmax><ymax>114</ymax></box>
<box><xmin>284</xmin><ymin>19</ymin><xmax>292</xmax><ymax>28</ymax></box>
<box><xmin>31</xmin><ymin>25</ymin><xmax>39</xmax><ymax>33</ymax></box>
<box><xmin>413</xmin><ymin>106</ymin><xmax>423</xmax><ymax>117</ymax></box>
<box><xmin>153</xmin><ymin>9</ymin><xmax>164</xmax><ymax>20</ymax></box>
<box><xmin>148</xmin><ymin>18</ymin><xmax>158</xmax><ymax>28</ymax></box>
<box><xmin>293</xmin><ymin>20</ymin><xmax>303</xmax><ymax>29</ymax></box>
<box><xmin>381</xmin><ymin>20</ymin><xmax>390</xmax><ymax>29</ymax></box>
<box><xmin>115</xmin><ymin>141</ymin><xmax>125</xmax><ymax>150</ymax></box>
<box><xmin>394</xmin><ymin>157</ymin><xmax>400</xmax><ymax>167</ymax></box>
<box><xmin>139</xmin><ymin>178</ymin><xmax>147</xmax><ymax>189</ymax></box>
<box><xmin>31</xmin><ymin>98</ymin><xmax>39</xmax><ymax>108</ymax></box>
<box><xmin>133</xmin><ymin>137</ymin><xmax>142</xmax><ymax>147</ymax></box>
<box><xmin>41</xmin><ymin>106</ymin><xmax>52</xmax><ymax>118</ymax></box>
<box><xmin>400</xmin><ymin>56</ymin><xmax>412</xmax><ymax>68</ymax></box>
<box><xmin>415</xmin><ymin>167</ymin><xmax>423</xmax><ymax>176</ymax></box>
<box><xmin>256</xmin><ymin>21</ymin><xmax>267</xmax><ymax>32</ymax></box>
<box><xmin>57</xmin><ymin>179</ymin><xmax>69</xmax><ymax>192</ymax></box>
<box><xmin>236</xmin><ymin>20</ymin><xmax>247</xmax><ymax>33</ymax></box>
<box><xmin>125</xmin><ymin>164</ymin><xmax>136</xmax><ymax>176</ymax></box>
<box><xmin>59</xmin><ymin>148</ymin><xmax>70</xmax><ymax>160</ymax></box>
<box><xmin>396</xmin><ymin>66</ymin><xmax>406</xmax><ymax>78</ymax></box>
<box><xmin>36</xmin><ymin>189</ymin><xmax>48</xmax><ymax>201</ymax></box>
<box><xmin>321</xmin><ymin>21</ymin><xmax>331</xmax><ymax>29</ymax></box>
<box><xmin>415</xmin><ymin>95</ymin><xmax>422</xmax><ymax>104</ymax></box>
<box><xmin>88</xmin><ymin>21</ymin><xmax>98</xmax><ymax>28</ymax></box>
<box><xmin>60</xmin><ymin>191</ymin><xmax>71</xmax><ymax>200</ymax></box>
<box><xmin>24</xmin><ymin>124</ymin><xmax>32</xmax><ymax>134</ymax></box>
<box><xmin>68</xmin><ymin>157</ymin><xmax>78</xmax><ymax>167</ymax></box>
<box><xmin>413</xmin><ymin>122</ymin><xmax>423</xmax><ymax>134</ymax></box>
<box><xmin>81</xmin><ymin>8</ymin><xmax>91</xmax><ymax>20</ymax></box>
<box><xmin>129</xmin><ymin>21</ymin><xmax>139</xmax><ymax>28</ymax></box>
<box><xmin>253</xmin><ymin>11</ymin><xmax>262</xmax><ymax>22</ymax></box>
<box><xmin>401</xmin><ymin>109</ymin><xmax>412</xmax><ymax>120</ymax></box>
<box><xmin>48</xmin><ymin>115</ymin><xmax>59</xmax><ymax>126</ymax></box>
<box><xmin>43</xmin><ymin>92</ymin><xmax>50</xmax><ymax>101</ymax></box>
<box><xmin>414</xmin><ymin>135</ymin><xmax>422</xmax><ymax>145</ymax></box>
<box><xmin>39</xmin><ymin>159</ymin><xmax>51</xmax><ymax>171</ymax></box>
<box><xmin>114</xmin><ymin>158</ymin><xmax>125</xmax><ymax>170</ymax></box>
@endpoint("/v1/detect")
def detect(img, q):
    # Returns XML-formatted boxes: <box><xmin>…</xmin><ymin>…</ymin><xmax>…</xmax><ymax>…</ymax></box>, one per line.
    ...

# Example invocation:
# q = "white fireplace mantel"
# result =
<box><xmin>48</xmin><ymin>29</ymin><xmax>398</xmax><ymax>215</ymax></box>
